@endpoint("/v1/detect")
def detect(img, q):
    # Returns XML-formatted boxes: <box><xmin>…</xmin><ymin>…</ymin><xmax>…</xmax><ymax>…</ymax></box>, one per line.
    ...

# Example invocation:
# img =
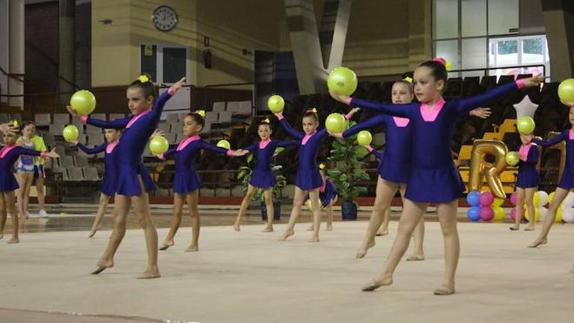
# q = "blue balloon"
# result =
<box><xmin>467</xmin><ymin>207</ymin><xmax>481</xmax><ymax>222</ymax></box>
<box><xmin>466</xmin><ymin>191</ymin><xmax>481</xmax><ymax>207</ymax></box>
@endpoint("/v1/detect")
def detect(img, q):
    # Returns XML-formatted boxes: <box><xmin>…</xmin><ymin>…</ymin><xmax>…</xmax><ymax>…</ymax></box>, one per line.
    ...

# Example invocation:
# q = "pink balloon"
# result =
<box><xmin>509</xmin><ymin>208</ymin><xmax>516</xmax><ymax>221</ymax></box>
<box><xmin>510</xmin><ymin>192</ymin><xmax>518</xmax><ymax>206</ymax></box>
<box><xmin>480</xmin><ymin>191</ymin><xmax>494</xmax><ymax>207</ymax></box>
<box><xmin>480</xmin><ymin>207</ymin><xmax>494</xmax><ymax>221</ymax></box>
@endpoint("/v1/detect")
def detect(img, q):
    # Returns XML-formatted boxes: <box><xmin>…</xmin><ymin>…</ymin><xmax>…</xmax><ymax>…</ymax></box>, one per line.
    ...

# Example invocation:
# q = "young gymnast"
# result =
<box><xmin>70</xmin><ymin>128</ymin><xmax>121</xmax><ymax>238</ymax></box>
<box><xmin>333</xmin><ymin>78</ymin><xmax>490</xmax><ymax>260</ymax></box>
<box><xmin>156</xmin><ymin>111</ymin><xmax>247</xmax><ymax>251</ymax></box>
<box><xmin>510</xmin><ymin>133</ymin><xmax>540</xmax><ymax>231</ymax></box>
<box><xmin>68</xmin><ymin>74</ymin><xmax>186</xmax><ymax>278</ymax></box>
<box><xmin>331</xmin><ymin>58</ymin><xmax>542</xmax><ymax>295</ymax></box>
<box><xmin>233</xmin><ymin>118</ymin><xmax>296</xmax><ymax>232</ymax></box>
<box><xmin>274</xmin><ymin>108</ymin><xmax>354</xmax><ymax>242</ymax></box>
<box><xmin>529</xmin><ymin>108</ymin><xmax>574</xmax><ymax>251</ymax></box>
<box><xmin>15</xmin><ymin>122</ymin><xmax>39</xmax><ymax>219</ymax></box>
<box><xmin>0</xmin><ymin>130</ymin><xmax>59</xmax><ymax>243</ymax></box>
<box><xmin>305</xmin><ymin>163</ymin><xmax>338</xmax><ymax>232</ymax></box>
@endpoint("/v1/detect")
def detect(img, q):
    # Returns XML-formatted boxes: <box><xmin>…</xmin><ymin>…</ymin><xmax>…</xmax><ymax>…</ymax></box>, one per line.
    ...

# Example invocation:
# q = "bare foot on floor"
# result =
<box><xmin>406</xmin><ymin>254</ymin><xmax>425</xmax><ymax>261</ymax></box>
<box><xmin>184</xmin><ymin>245</ymin><xmax>199</xmax><ymax>252</ymax></box>
<box><xmin>279</xmin><ymin>229</ymin><xmax>294</xmax><ymax>241</ymax></box>
<box><xmin>433</xmin><ymin>284</ymin><xmax>455</xmax><ymax>296</ymax></box>
<box><xmin>91</xmin><ymin>260</ymin><xmax>113</xmax><ymax>275</ymax></box>
<box><xmin>356</xmin><ymin>240</ymin><xmax>376</xmax><ymax>259</ymax></box>
<box><xmin>137</xmin><ymin>268</ymin><xmax>161</xmax><ymax>279</ymax></box>
<box><xmin>160</xmin><ymin>240</ymin><xmax>174</xmax><ymax>251</ymax></box>
<box><xmin>524</xmin><ymin>226</ymin><xmax>535</xmax><ymax>231</ymax></box>
<box><xmin>308</xmin><ymin>236</ymin><xmax>320</xmax><ymax>243</ymax></box>
<box><xmin>528</xmin><ymin>238</ymin><xmax>547</xmax><ymax>248</ymax></box>
<box><xmin>262</xmin><ymin>226</ymin><xmax>274</xmax><ymax>232</ymax></box>
<box><xmin>375</xmin><ymin>230</ymin><xmax>388</xmax><ymax>237</ymax></box>
<box><xmin>306</xmin><ymin>226</ymin><xmax>314</xmax><ymax>232</ymax></box>
<box><xmin>0</xmin><ymin>234</ymin><xmax>4</xmax><ymax>240</ymax></box>
<box><xmin>362</xmin><ymin>275</ymin><xmax>393</xmax><ymax>292</ymax></box>
<box><xmin>325</xmin><ymin>224</ymin><xmax>333</xmax><ymax>231</ymax></box>
<box><xmin>88</xmin><ymin>230</ymin><xmax>97</xmax><ymax>238</ymax></box>
<box><xmin>509</xmin><ymin>225</ymin><xmax>520</xmax><ymax>231</ymax></box>
<box><xmin>7</xmin><ymin>238</ymin><xmax>19</xmax><ymax>244</ymax></box>
<box><xmin>233</xmin><ymin>223</ymin><xmax>240</xmax><ymax>232</ymax></box>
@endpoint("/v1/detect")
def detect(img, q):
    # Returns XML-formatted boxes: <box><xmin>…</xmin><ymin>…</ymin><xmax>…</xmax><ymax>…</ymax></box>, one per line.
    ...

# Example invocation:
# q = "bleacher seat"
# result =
<box><xmin>109</xmin><ymin>113</ymin><xmax>125</xmax><ymax>120</ymax></box>
<box><xmin>60</xmin><ymin>156</ymin><xmax>75</xmax><ymax>168</ymax></box>
<box><xmin>166</xmin><ymin>113</ymin><xmax>179</xmax><ymax>123</ymax></box>
<box><xmin>91</xmin><ymin>113</ymin><xmax>106</xmax><ymax>120</ymax></box>
<box><xmin>67</xmin><ymin>167</ymin><xmax>84</xmax><ymax>181</ymax></box>
<box><xmin>238</xmin><ymin>101</ymin><xmax>252</xmax><ymax>117</ymax></box>
<box><xmin>53</xmin><ymin>114</ymin><xmax>70</xmax><ymax>125</ymax></box>
<box><xmin>83</xmin><ymin>167</ymin><xmax>100</xmax><ymax>181</ymax></box>
<box><xmin>213</xmin><ymin>102</ymin><xmax>226</xmax><ymax>113</ymax></box>
<box><xmin>75</xmin><ymin>155</ymin><xmax>89</xmax><ymax>167</ymax></box>
<box><xmin>205</xmin><ymin>112</ymin><xmax>218</xmax><ymax>123</ymax></box>
<box><xmin>35</xmin><ymin>113</ymin><xmax>51</xmax><ymax>126</ymax></box>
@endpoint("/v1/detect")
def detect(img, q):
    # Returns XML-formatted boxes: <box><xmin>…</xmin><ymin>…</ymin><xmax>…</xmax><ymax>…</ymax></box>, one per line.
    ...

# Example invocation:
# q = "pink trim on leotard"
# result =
<box><xmin>515</xmin><ymin>79</ymin><xmax>526</xmax><ymax>89</ymax></box>
<box><xmin>0</xmin><ymin>145</ymin><xmax>16</xmax><ymax>159</ymax></box>
<box><xmin>106</xmin><ymin>140</ymin><xmax>119</xmax><ymax>154</ymax></box>
<box><xmin>176</xmin><ymin>135</ymin><xmax>201</xmax><ymax>151</ymax></box>
<box><xmin>319</xmin><ymin>179</ymin><xmax>327</xmax><ymax>193</ymax></box>
<box><xmin>302</xmin><ymin>131</ymin><xmax>317</xmax><ymax>145</ymax></box>
<box><xmin>518</xmin><ymin>143</ymin><xmax>532</xmax><ymax>161</ymax></box>
<box><xmin>259</xmin><ymin>139</ymin><xmax>271</xmax><ymax>149</ymax></box>
<box><xmin>569</xmin><ymin>129</ymin><xmax>574</xmax><ymax>140</ymax></box>
<box><xmin>126</xmin><ymin>110</ymin><xmax>150</xmax><ymax>128</ymax></box>
<box><xmin>392</xmin><ymin>116</ymin><xmax>410</xmax><ymax>127</ymax></box>
<box><xmin>420</xmin><ymin>97</ymin><xmax>446</xmax><ymax>122</ymax></box>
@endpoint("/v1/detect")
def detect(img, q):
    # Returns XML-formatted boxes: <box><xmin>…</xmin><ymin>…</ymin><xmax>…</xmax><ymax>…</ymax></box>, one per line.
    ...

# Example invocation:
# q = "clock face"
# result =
<box><xmin>152</xmin><ymin>6</ymin><xmax>178</xmax><ymax>32</ymax></box>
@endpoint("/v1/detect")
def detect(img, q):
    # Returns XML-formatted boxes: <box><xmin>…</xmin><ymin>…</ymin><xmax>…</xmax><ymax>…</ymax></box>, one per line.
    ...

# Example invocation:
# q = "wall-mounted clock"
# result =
<box><xmin>152</xmin><ymin>5</ymin><xmax>178</xmax><ymax>32</ymax></box>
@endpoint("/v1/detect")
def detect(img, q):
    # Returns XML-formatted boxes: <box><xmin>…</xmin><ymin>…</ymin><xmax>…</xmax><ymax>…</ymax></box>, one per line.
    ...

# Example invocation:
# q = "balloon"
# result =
<box><xmin>555</xmin><ymin>207</ymin><xmax>563</xmax><ymax>223</ymax></box>
<box><xmin>493</xmin><ymin>197</ymin><xmax>505</xmax><ymax>207</ymax></box>
<box><xmin>469</xmin><ymin>140</ymin><xmax>508</xmax><ymax>199</ymax></box>
<box><xmin>536</xmin><ymin>191</ymin><xmax>549</xmax><ymax>206</ymax></box>
<box><xmin>149</xmin><ymin>135</ymin><xmax>169</xmax><ymax>155</ymax></box>
<box><xmin>216</xmin><ymin>139</ymin><xmax>231</xmax><ymax>150</ymax></box>
<box><xmin>480</xmin><ymin>207</ymin><xmax>494</xmax><ymax>222</ymax></box>
<box><xmin>357</xmin><ymin>131</ymin><xmax>372</xmax><ymax>146</ymax></box>
<box><xmin>62</xmin><ymin>125</ymin><xmax>79</xmax><ymax>142</ymax></box>
<box><xmin>306</xmin><ymin>199</ymin><xmax>314</xmax><ymax>211</ymax></box>
<box><xmin>492</xmin><ymin>206</ymin><xmax>506</xmax><ymax>222</ymax></box>
<box><xmin>548</xmin><ymin>191</ymin><xmax>556</xmax><ymax>204</ymax></box>
<box><xmin>516</xmin><ymin>116</ymin><xmax>535</xmax><ymax>134</ymax></box>
<box><xmin>509</xmin><ymin>207</ymin><xmax>523</xmax><ymax>221</ymax></box>
<box><xmin>479</xmin><ymin>191</ymin><xmax>494</xmax><ymax>207</ymax></box>
<box><xmin>466</xmin><ymin>191</ymin><xmax>481</xmax><ymax>207</ymax></box>
<box><xmin>533</xmin><ymin>192</ymin><xmax>540</xmax><ymax>207</ymax></box>
<box><xmin>562</xmin><ymin>207</ymin><xmax>574</xmax><ymax>223</ymax></box>
<box><xmin>467</xmin><ymin>207</ymin><xmax>481</xmax><ymax>222</ymax></box>
<box><xmin>267</xmin><ymin>95</ymin><xmax>285</xmax><ymax>113</ymax></box>
<box><xmin>325</xmin><ymin>113</ymin><xmax>347</xmax><ymax>133</ymax></box>
<box><xmin>327</xmin><ymin>67</ymin><xmax>358</xmax><ymax>96</ymax></box>
<box><xmin>510</xmin><ymin>192</ymin><xmax>518</xmax><ymax>206</ymax></box>
<box><xmin>505</xmin><ymin>152</ymin><xmax>520</xmax><ymax>166</ymax></box>
<box><xmin>539</xmin><ymin>207</ymin><xmax>548</xmax><ymax>221</ymax></box>
<box><xmin>558</xmin><ymin>78</ymin><xmax>574</xmax><ymax>105</ymax></box>
<box><xmin>70</xmin><ymin>90</ymin><xmax>96</xmax><ymax>115</ymax></box>
<box><xmin>524</xmin><ymin>208</ymin><xmax>540</xmax><ymax>222</ymax></box>
<box><xmin>563</xmin><ymin>192</ymin><xmax>574</xmax><ymax>207</ymax></box>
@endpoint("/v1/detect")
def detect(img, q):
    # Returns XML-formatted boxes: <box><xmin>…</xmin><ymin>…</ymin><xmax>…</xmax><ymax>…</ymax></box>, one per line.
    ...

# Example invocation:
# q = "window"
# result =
<box><xmin>489</xmin><ymin>36</ymin><xmax>549</xmax><ymax>78</ymax></box>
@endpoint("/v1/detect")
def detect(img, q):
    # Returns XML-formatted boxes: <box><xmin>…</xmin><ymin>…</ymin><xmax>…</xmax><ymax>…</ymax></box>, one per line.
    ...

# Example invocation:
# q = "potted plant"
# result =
<box><xmin>327</xmin><ymin>127</ymin><xmax>369</xmax><ymax>220</ymax></box>
<box><xmin>237</xmin><ymin>148</ymin><xmax>287</xmax><ymax>221</ymax></box>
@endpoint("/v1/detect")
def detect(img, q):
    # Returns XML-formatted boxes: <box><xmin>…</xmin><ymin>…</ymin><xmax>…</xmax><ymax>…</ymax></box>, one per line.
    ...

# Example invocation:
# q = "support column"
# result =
<box><xmin>542</xmin><ymin>0</ymin><xmax>574</xmax><ymax>81</ymax></box>
<box><xmin>8</xmin><ymin>0</ymin><xmax>25</xmax><ymax>108</ymax></box>
<box><xmin>59</xmin><ymin>0</ymin><xmax>75</xmax><ymax>102</ymax></box>
<box><xmin>284</xmin><ymin>0</ymin><xmax>352</xmax><ymax>94</ymax></box>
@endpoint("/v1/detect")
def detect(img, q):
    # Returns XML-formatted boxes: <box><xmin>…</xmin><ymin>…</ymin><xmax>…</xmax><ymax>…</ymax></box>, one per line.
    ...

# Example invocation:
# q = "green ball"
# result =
<box><xmin>267</xmin><ymin>95</ymin><xmax>285</xmax><ymax>113</ymax></box>
<box><xmin>327</xmin><ymin>67</ymin><xmax>358</xmax><ymax>96</ymax></box>
<box><xmin>558</xmin><ymin>78</ymin><xmax>574</xmax><ymax>105</ymax></box>
<box><xmin>516</xmin><ymin>116</ymin><xmax>535</xmax><ymax>134</ymax></box>
<box><xmin>357</xmin><ymin>131</ymin><xmax>372</xmax><ymax>146</ymax></box>
<box><xmin>506</xmin><ymin>151</ymin><xmax>520</xmax><ymax>166</ymax></box>
<box><xmin>325</xmin><ymin>113</ymin><xmax>347</xmax><ymax>133</ymax></box>
<box><xmin>217</xmin><ymin>139</ymin><xmax>231</xmax><ymax>150</ymax></box>
<box><xmin>62</xmin><ymin>125</ymin><xmax>79</xmax><ymax>142</ymax></box>
<box><xmin>149</xmin><ymin>135</ymin><xmax>169</xmax><ymax>155</ymax></box>
<box><xmin>70</xmin><ymin>90</ymin><xmax>96</xmax><ymax>116</ymax></box>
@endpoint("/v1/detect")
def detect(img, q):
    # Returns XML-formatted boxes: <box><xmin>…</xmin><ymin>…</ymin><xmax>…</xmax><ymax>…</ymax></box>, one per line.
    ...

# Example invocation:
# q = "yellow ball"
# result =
<box><xmin>149</xmin><ymin>135</ymin><xmax>169</xmax><ymax>155</ymax></box>
<box><xmin>558</xmin><ymin>78</ymin><xmax>574</xmax><ymax>105</ymax></box>
<box><xmin>217</xmin><ymin>139</ymin><xmax>231</xmax><ymax>150</ymax></box>
<box><xmin>505</xmin><ymin>151</ymin><xmax>520</xmax><ymax>166</ymax></box>
<box><xmin>327</xmin><ymin>67</ymin><xmax>358</xmax><ymax>96</ymax></box>
<box><xmin>62</xmin><ymin>125</ymin><xmax>79</xmax><ymax>142</ymax></box>
<box><xmin>70</xmin><ymin>90</ymin><xmax>96</xmax><ymax>116</ymax></box>
<box><xmin>267</xmin><ymin>95</ymin><xmax>285</xmax><ymax>113</ymax></box>
<box><xmin>325</xmin><ymin>113</ymin><xmax>347</xmax><ymax>133</ymax></box>
<box><xmin>357</xmin><ymin>131</ymin><xmax>373</xmax><ymax>146</ymax></box>
<box><xmin>517</xmin><ymin>116</ymin><xmax>535</xmax><ymax>134</ymax></box>
<box><xmin>524</xmin><ymin>208</ymin><xmax>540</xmax><ymax>222</ymax></box>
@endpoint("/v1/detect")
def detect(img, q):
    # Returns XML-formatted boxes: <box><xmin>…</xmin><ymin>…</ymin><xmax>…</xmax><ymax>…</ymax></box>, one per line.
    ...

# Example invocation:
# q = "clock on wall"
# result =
<box><xmin>152</xmin><ymin>6</ymin><xmax>178</xmax><ymax>32</ymax></box>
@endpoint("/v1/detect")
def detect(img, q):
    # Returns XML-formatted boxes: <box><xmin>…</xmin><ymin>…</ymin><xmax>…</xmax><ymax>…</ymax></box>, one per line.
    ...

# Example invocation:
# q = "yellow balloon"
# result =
<box><xmin>325</xmin><ymin>113</ymin><xmax>347</xmax><ymax>133</ymax></box>
<box><xmin>493</xmin><ymin>197</ymin><xmax>505</xmax><ymax>207</ymax></box>
<box><xmin>533</xmin><ymin>192</ymin><xmax>540</xmax><ymax>207</ymax></box>
<box><xmin>267</xmin><ymin>95</ymin><xmax>285</xmax><ymax>113</ymax></box>
<box><xmin>524</xmin><ymin>208</ymin><xmax>540</xmax><ymax>222</ymax></box>
<box><xmin>506</xmin><ymin>151</ymin><xmax>520</xmax><ymax>166</ymax></box>
<box><xmin>558</xmin><ymin>78</ymin><xmax>574</xmax><ymax>105</ymax></box>
<box><xmin>217</xmin><ymin>139</ymin><xmax>231</xmax><ymax>150</ymax></box>
<box><xmin>548</xmin><ymin>191</ymin><xmax>555</xmax><ymax>204</ymax></box>
<box><xmin>357</xmin><ymin>131</ymin><xmax>373</xmax><ymax>146</ymax></box>
<box><xmin>306</xmin><ymin>199</ymin><xmax>314</xmax><ymax>211</ymax></box>
<box><xmin>62</xmin><ymin>125</ymin><xmax>79</xmax><ymax>142</ymax></box>
<box><xmin>70</xmin><ymin>90</ymin><xmax>96</xmax><ymax>116</ymax></box>
<box><xmin>555</xmin><ymin>207</ymin><xmax>563</xmax><ymax>223</ymax></box>
<box><xmin>327</xmin><ymin>67</ymin><xmax>358</xmax><ymax>96</ymax></box>
<box><xmin>492</xmin><ymin>206</ymin><xmax>505</xmax><ymax>222</ymax></box>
